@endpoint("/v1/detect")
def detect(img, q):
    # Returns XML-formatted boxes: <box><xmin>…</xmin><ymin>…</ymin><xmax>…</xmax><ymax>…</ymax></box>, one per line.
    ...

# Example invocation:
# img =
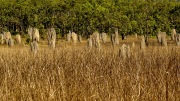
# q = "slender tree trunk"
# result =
<box><xmin>145</xmin><ymin>3</ymin><xmax>149</xmax><ymax>47</ymax></box>
<box><xmin>121</xmin><ymin>34</ymin><xmax>125</xmax><ymax>40</ymax></box>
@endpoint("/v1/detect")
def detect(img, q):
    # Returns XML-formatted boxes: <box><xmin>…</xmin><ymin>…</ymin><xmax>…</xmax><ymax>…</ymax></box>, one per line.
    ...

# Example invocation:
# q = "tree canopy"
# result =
<box><xmin>0</xmin><ymin>0</ymin><xmax>180</xmax><ymax>37</ymax></box>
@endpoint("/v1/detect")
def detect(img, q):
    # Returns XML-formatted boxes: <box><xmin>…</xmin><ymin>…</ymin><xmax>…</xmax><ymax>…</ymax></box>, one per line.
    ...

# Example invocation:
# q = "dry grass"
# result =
<box><xmin>0</xmin><ymin>36</ymin><xmax>179</xmax><ymax>101</ymax></box>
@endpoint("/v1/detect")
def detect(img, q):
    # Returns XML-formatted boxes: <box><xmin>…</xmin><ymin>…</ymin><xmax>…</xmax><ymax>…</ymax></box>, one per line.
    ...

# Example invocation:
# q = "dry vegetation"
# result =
<box><xmin>0</xmin><ymin>36</ymin><xmax>179</xmax><ymax>101</ymax></box>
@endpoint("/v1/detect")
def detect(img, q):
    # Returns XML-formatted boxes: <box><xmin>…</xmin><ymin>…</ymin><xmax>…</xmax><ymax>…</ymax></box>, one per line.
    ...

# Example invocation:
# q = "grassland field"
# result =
<box><xmin>0</xmin><ymin>35</ymin><xmax>179</xmax><ymax>101</ymax></box>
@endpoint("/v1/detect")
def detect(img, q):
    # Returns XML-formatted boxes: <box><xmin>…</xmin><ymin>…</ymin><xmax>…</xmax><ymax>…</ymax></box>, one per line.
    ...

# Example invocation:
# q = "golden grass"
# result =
<box><xmin>0</xmin><ymin>36</ymin><xmax>179</xmax><ymax>101</ymax></box>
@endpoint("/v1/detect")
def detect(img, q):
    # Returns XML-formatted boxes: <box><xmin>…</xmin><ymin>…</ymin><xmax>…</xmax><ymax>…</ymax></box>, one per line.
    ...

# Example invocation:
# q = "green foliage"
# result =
<box><xmin>0</xmin><ymin>0</ymin><xmax>179</xmax><ymax>36</ymax></box>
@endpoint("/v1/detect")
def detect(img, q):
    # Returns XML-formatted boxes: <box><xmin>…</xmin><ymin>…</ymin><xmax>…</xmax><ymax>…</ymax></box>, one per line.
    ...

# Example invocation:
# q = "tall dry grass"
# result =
<box><xmin>0</xmin><ymin>40</ymin><xmax>179</xmax><ymax>101</ymax></box>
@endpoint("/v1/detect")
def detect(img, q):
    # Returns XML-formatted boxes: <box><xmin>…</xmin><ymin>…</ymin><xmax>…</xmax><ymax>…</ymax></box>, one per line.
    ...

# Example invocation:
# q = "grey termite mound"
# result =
<box><xmin>111</xmin><ymin>34</ymin><xmax>115</xmax><ymax>46</ymax></box>
<box><xmin>3</xmin><ymin>32</ymin><xmax>11</xmax><ymax>45</ymax></box>
<box><xmin>71</xmin><ymin>32</ymin><xmax>78</xmax><ymax>43</ymax></box>
<box><xmin>66</xmin><ymin>31</ymin><xmax>71</xmax><ymax>42</ymax></box>
<box><xmin>175</xmin><ymin>33</ymin><xmax>180</xmax><ymax>46</ymax></box>
<box><xmin>157</xmin><ymin>31</ymin><xmax>162</xmax><ymax>43</ymax></box>
<box><xmin>78</xmin><ymin>35</ymin><xmax>82</xmax><ymax>43</ymax></box>
<box><xmin>87</xmin><ymin>35</ymin><xmax>93</xmax><ymax>48</ymax></box>
<box><xmin>8</xmin><ymin>38</ymin><xmax>14</xmax><ymax>47</ymax></box>
<box><xmin>140</xmin><ymin>35</ymin><xmax>146</xmax><ymax>50</ymax></box>
<box><xmin>47</xmin><ymin>28</ymin><xmax>56</xmax><ymax>49</ymax></box>
<box><xmin>119</xmin><ymin>44</ymin><xmax>131</xmax><ymax>60</ymax></box>
<box><xmin>135</xmin><ymin>33</ymin><xmax>138</xmax><ymax>38</ymax></box>
<box><xmin>1</xmin><ymin>32</ymin><xmax>14</xmax><ymax>47</ymax></box>
<box><xmin>101</xmin><ymin>32</ymin><xmax>107</xmax><ymax>43</ymax></box>
<box><xmin>171</xmin><ymin>29</ymin><xmax>176</xmax><ymax>41</ymax></box>
<box><xmin>28</xmin><ymin>26</ymin><xmax>40</xmax><ymax>53</ymax></box>
<box><xmin>15</xmin><ymin>34</ymin><xmax>21</xmax><ymax>44</ymax></box>
<box><xmin>157</xmin><ymin>31</ymin><xmax>167</xmax><ymax>47</ymax></box>
<box><xmin>161</xmin><ymin>32</ymin><xmax>167</xmax><ymax>47</ymax></box>
<box><xmin>1</xmin><ymin>34</ymin><xmax>4</xmax><ymax>44</ymax></box>
<box><xmin>92</xmin><ymin>31</ymin><xmax>101</xmax><ymax>48</ymax></box>
<box><xmin>114</xmin><ymin>28</ymin><xmax>119</xmax><ymax>45</ymax></box>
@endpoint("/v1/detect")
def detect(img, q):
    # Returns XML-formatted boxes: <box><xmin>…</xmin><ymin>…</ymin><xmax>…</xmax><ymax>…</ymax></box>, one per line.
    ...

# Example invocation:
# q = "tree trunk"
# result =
<box><xmin>121</xmin><ymin>34</ymin><xmax>125</xmax><ymax>40</ymax></box>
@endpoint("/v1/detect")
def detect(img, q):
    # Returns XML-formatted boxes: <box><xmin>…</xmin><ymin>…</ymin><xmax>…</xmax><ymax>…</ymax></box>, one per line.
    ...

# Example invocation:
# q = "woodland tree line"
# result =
<box><xmin>0</xmin><ymin>0</ymin><xmax>180</xmax><ymax>38</ymax></box>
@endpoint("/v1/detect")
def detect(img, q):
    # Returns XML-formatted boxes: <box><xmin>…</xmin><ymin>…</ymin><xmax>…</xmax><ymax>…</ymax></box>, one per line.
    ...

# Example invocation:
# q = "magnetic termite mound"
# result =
<box><xmin>47</xmin><ymin>28</ymin><xmax>56</xmax><ymax>49</ymax></box>
<box><xmin>28</xmin><ymin>26</ymin><xmax>40</xmax><ymax>53</ymax></box>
